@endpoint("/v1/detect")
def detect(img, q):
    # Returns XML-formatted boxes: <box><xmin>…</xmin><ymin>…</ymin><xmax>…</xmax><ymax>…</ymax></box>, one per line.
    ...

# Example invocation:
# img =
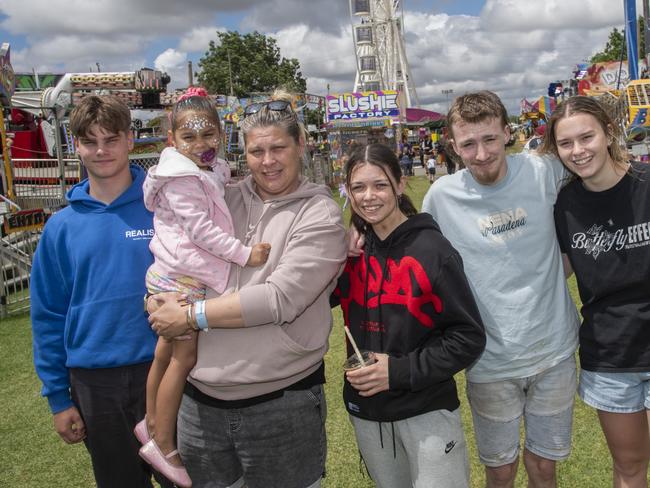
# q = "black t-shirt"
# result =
<box><xmin>554</xmin><ymin>162</ymin><xmax>650</xmax><ymax>372</ymax></box>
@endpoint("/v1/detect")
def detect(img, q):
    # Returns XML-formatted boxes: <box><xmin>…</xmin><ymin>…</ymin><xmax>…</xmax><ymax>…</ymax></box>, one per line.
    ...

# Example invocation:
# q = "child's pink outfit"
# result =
<box><xmin>143</xmin><ymin>146</ymin><xmax>251</xmax><ymax>295</ymax></box>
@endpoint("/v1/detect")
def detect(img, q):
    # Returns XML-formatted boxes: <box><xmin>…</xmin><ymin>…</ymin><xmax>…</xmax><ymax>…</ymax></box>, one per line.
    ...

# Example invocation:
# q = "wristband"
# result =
<box><xmin>194</xmin><ymin>300</ymin><xmax>209</xmax><ymax>331</ymax></box>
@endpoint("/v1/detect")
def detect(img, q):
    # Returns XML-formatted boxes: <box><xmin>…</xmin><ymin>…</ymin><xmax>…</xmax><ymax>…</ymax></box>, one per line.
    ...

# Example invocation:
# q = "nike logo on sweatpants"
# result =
<box><xmin>445</xmin><ymin>440</ymin><xmax>456</xmax><ymax>454</ymax></box>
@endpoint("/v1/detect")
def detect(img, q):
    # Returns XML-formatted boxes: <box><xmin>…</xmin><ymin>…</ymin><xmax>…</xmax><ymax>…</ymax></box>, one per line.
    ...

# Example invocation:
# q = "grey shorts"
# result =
<box><xmin>466</xmin><ymin>356</ymin><xmax>576</xmax><ymax>467</ymax></box>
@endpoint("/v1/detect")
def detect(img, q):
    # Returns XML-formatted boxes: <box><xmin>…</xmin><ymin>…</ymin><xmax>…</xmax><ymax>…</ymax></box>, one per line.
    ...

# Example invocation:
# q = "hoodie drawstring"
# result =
<box><xmin>377</xmin><ymin>421</ymin><xmax>397</xmax><ymax>458</ymax></box>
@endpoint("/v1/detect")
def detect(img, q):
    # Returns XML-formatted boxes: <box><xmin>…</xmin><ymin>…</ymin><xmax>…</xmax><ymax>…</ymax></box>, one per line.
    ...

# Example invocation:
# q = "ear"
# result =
<box><xmin>397</xmin><ymin>175</ymin><xmax>407</xmax><ymax>195</ymax></box>
<box><xmin>503</xmin><ymin>124</ymin><xmax>511</xmax><ymax>141</ymax></box>
<box><xmin>168</xmin><ymin>129</ymin><xmax>176</xmax><ymax>148</ymax></box>
<box><xmin>606</xmin><ymin>124</ymin><xmax>614</xmax><ymax>145</ymax></box>
<box><xmin>450</xmin><ymin>139</ymin><xmax>458</xmax><ymax>154</ymax></box>
<box><xmin>127</xmin><ymin>130</ymin><xmax>135</xmax><ymax>151</ymax></box>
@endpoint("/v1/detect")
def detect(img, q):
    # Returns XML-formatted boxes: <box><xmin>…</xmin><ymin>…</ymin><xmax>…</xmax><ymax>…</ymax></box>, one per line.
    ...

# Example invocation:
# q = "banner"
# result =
<box><xmin>577</xmin><ymin>60</ymin><xmax>648</xmax><ymax>95</ymax></box>
<box><xmin>326</xmin><ymin>90</ymin><xmax>402</xmax><ymax>123</ymax></box>
<box><xmin>0</xmin><ymin>44</ymin><xmax>15</xmax><ymax>104</ymax></box>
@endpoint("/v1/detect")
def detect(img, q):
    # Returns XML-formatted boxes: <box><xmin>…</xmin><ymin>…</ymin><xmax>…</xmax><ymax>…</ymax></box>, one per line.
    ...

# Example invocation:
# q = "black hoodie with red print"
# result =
<box><xmin>333</xmin><ymin>213</ymin><xmax>485</xmax><ymax>422</ymax></box>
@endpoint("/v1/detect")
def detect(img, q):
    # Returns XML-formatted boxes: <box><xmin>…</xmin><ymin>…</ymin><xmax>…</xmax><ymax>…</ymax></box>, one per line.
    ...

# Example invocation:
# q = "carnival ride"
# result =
<box><xmin>349</xmin><ymin>0</ymin><xmax>419</xmax><ymax>108</ymax></box>
<box><xmin>0</xmin><ymin>51</ymin><xmax>170</xmax><ymax>235</ymax></box>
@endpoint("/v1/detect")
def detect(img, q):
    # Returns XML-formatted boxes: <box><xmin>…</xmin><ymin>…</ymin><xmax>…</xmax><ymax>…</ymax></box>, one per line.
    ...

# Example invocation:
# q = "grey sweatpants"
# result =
<box><xmin>350</xmin><ymin>408</ymin><xmax>469</xmax><ymax>488</ymax></box>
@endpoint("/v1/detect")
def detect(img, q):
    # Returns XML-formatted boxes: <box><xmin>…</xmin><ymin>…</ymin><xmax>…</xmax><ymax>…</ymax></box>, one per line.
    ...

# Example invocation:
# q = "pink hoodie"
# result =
<box><xmin>143</xmin><ymin>147</ymin><xmax>251</xmax><ymax>294</ymax></box>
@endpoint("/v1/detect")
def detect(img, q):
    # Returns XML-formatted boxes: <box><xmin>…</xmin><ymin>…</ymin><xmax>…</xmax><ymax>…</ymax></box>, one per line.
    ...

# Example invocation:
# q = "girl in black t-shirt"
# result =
<box><xmin>541</xmin><ymin>96</ymin><xmax>650</xmax><ymax>487</ymax></box>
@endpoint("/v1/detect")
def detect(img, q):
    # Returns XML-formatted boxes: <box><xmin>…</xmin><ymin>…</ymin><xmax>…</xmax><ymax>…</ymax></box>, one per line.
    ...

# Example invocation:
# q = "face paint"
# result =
<box><xmin>178</xmin><ymin>114</ymin><xmax>217</xmax><ymax>133</ymax></box>
<box><xmin>172</xmin><ymin>110</ymin><xmax>221</xmax><ymax>168</ymax></box>
<box><xmin>200</xmin><ymin>148</ymin><xmax>216</xmax><ymax>163</ymax></box>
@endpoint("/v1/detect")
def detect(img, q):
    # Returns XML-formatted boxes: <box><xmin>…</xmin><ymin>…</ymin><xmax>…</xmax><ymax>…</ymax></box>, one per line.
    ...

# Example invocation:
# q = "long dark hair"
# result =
<box><xmin>344</xmin><ymin>143</ymin><xmax>417</xmax><ymax>234</ymax></box>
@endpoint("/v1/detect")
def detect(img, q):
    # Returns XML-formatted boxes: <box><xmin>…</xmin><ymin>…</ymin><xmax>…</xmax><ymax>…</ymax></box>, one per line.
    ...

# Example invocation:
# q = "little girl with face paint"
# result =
<box><xmin>136</xmin><ymin>88</ymin><xmax>271</xmax><ymax>487</ymax></box>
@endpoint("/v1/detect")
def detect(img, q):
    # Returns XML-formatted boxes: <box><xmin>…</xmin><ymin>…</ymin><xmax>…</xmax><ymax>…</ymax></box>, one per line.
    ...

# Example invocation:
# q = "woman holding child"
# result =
<box><xmin>148</xmin><ymin>90</ymin><xmax>347</xmax><ymax>488</ymax></box>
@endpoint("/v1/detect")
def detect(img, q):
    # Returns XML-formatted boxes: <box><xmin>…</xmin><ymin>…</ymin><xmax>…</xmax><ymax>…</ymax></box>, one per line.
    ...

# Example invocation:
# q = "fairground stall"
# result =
<box><xmin>0</xmin><ymin>42</ymin><xmax>169</xmax><ymax>316</ymax></box>
<box><xmin>326</xmin><ymin>90</ymin><xmax>405</xmax><ymax>181</ymax></box>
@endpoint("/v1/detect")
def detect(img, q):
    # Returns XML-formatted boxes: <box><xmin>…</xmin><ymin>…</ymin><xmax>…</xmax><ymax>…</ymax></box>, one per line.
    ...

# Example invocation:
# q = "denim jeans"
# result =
<box><xmin>467</xmin><ymin>355</ymin><xmax>576</xmax><ymax>466</ymax></box>
<box><xmin>177</xmin><ymin>384</ymin><xmax>327</xmax><ymax>488</ymax></box>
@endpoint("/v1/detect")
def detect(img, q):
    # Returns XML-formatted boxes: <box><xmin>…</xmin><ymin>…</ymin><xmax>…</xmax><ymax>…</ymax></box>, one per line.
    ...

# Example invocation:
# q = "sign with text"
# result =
<box><xmin>326</xmin><ymin>90</ymin><xmax>402</xmax><ymax>123</ymax></box>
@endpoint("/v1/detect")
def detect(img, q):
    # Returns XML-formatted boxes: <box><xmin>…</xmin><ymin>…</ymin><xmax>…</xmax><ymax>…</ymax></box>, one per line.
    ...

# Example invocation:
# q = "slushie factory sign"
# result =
<box><xmin>326</xmin><ymin>90</ymin><xmax>401</xmax><ymax>122</ymax></box>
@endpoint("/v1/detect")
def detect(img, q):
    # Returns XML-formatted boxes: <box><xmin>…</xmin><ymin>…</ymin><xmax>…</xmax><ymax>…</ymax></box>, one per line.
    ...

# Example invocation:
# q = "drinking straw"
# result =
<box><xmin>344</xmin><ymin>326</ymin><xmax>366</xmax><ymax>367</ymax></box>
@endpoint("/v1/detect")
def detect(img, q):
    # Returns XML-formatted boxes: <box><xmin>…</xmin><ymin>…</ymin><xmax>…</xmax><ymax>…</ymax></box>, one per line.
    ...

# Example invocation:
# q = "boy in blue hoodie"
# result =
<box><xmin>30</xmin><ymin>95</ymin><xmax>170</xmax><ymax>488</ymax></box>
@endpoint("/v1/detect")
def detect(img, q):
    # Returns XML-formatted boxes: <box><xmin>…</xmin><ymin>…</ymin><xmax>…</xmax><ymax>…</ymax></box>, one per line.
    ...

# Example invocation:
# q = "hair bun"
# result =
<box><xmin>178</xmin><ymin>86</ymin><xmax>209</xmax><ymax>102</ymax></box>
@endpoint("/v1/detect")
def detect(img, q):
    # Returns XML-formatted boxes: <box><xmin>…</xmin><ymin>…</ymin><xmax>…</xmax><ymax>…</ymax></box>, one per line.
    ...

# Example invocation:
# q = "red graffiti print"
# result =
<box><xmin>338</xmin><ymin>255</ymin><xmax>442</xmax><ymax>328</ymax></box>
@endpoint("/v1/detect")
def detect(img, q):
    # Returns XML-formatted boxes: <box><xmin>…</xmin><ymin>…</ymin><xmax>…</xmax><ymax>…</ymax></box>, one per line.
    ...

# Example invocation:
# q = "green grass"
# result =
<box><xmin>0</xmin><ymin>175</ymin><xmax>631</xmax><ymax>487</ymax></box>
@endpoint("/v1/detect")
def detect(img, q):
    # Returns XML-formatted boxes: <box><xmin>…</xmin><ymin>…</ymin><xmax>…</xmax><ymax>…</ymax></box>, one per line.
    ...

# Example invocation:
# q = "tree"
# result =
<box><xmin>590</xmin><ymin>18</ymin><xmax>646</xmax><ymax>63</ymax></box>
<box><xmin>197</xmin><ymin>31</ymin><xmax>307</xmax><ymax>97</ymax></box>
<box><xmin>303</xmin><ymin>106</ymin><xmax>325</xmax><ymax>128</ymax></box>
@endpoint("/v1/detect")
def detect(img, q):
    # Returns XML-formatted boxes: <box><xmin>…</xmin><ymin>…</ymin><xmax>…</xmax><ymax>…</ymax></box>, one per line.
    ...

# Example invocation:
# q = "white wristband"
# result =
<box><xmin>195</xmin><ymin>300</ymin><xmax>209</xmax><ymax>331</ymax></box>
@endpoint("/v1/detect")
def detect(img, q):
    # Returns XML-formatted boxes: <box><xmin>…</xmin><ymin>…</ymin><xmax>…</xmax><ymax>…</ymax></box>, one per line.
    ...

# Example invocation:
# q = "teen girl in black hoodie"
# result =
<box><xmin>333</xmin><ymin>143</ymin><xmax>485</xmax><ymax>488</ymax></box>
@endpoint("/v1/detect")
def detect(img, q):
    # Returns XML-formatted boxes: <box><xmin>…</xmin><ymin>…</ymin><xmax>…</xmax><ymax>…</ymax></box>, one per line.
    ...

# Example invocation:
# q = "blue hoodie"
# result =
<box><xmin>31</xmin><ymin>165</ymin><xmax>158</xmax><ymax>414</ymax></box>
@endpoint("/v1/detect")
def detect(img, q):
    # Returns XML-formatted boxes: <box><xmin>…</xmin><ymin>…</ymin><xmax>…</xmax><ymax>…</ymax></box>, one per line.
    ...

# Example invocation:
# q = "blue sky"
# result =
<box><xmin>0</xmin><ymin>1</ymin><xmax>634</xmax><ymax>113</ymax></box>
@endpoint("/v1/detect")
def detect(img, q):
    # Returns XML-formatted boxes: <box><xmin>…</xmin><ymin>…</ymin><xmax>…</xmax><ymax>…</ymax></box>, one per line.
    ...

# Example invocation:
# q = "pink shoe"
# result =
<box><xmin>139</xmin><ymin>438</ymin><xmax>192</xmax><ymax>488</ymax></box>
<box><xmin>134</xmin><ymin>418</ymin><xmax>151</xmax><ymax>445</ymax></box>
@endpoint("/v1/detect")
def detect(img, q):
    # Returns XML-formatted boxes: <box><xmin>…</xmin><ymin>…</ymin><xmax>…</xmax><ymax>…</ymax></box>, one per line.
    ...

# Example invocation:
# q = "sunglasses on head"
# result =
<box><xmin>244</xmin><ymin>100</ymin><xmax>292</xmax><ymax>117</ymax></box>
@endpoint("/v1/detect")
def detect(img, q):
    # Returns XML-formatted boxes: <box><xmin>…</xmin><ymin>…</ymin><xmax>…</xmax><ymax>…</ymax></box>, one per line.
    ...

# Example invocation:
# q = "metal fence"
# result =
<box><xmin>11</xmin><ymin>158</ymin><xmax>82</xmax><ymax>211</ymax></box>
<box><xmin>304</xmin><ymin>153</ymin><xmax>334</xmax><ymax>187</ymax></box>
<box><xmin>0</xmin><ymin>230</ymin><xmax>39</xmax><ymax>318</ymax></box>
<box><xmin>0</xmin><ymin>151</ymin><xmax>335</xmax><ymax>318</ymax></box>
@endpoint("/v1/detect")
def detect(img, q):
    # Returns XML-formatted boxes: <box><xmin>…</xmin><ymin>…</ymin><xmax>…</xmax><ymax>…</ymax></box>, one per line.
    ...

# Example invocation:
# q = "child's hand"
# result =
<box><xmin>247</xmin><ymin>243</ymin><xmax>271</xmax><ymax>267</ymax></box>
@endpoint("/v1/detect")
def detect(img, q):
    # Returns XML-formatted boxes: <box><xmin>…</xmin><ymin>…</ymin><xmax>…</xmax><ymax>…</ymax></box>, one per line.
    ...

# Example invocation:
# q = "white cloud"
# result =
<box><xmin>0</xmin><ymin>0</ymin><xmax>635</xmax><ymax>115</ymax></box>
<box><xmin>480</xmin><ymin>0</ymin><xmax>624</xmax><ymax>32</ymax></box>
<box><xmin>10</xmin><ymin>34</ymin><xmax>146</xmax><ymax>72</ymax></box>
<box><xmin>273</xmin><ymin>24</ymin><xmax>357</xmax><ymax>94</ymax></box>
<box><xmin>154</xmin><ymin>49</ymin><xmax>189</xmax><ymax>89</ymax></box>
<box><xmin>179</xmin><ymin>27</ymin><xmax>225</xmax><ymax>53</ymax></box>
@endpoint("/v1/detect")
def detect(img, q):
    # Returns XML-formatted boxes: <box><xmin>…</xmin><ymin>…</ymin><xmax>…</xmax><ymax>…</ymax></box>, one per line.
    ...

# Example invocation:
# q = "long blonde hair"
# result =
<box><xmin>539</xmin><ymin>96</ymin><xmax>628</xmax><ymax>172</ymax></box>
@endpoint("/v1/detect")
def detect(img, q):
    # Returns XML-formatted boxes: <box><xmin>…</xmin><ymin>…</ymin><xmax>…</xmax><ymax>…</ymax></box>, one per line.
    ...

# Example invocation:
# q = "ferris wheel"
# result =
<box><xmin>349</xmin><ymin>0</ymin><xmax>419</xmax><ymax>108</ymax></box>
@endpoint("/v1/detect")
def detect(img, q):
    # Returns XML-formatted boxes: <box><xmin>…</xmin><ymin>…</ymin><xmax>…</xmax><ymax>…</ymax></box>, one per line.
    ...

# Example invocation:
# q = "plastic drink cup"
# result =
<box><xmin>343</xmin><ymin>351</ymin><xmax>376</xmax><ymax>371</ymax></box>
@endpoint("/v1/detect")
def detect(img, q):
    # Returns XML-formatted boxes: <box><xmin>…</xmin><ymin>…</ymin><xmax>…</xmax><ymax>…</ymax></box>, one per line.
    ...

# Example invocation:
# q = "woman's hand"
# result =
<box><xmin>345</xmin><ymin>353</ymin><xmax>389</xmax><ymax>397</ymax></box>
<box><xmin>346</xmin><ymin>226</ymin><xmax>365</xmax><ymax>257</ymax></box>
<box><xmin>148</xmin><ymin>292</ymin><xmax>190</xmax><ymax>338</ymax></box>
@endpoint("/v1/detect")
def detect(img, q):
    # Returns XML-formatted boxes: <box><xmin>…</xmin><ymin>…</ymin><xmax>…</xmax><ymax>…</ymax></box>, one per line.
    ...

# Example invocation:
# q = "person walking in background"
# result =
<box><xmin>427</xmin><ymin>151</ymin><xmax>437</xmax><ymax>183</ymax></box>
<box><xmin>541</xmin><ymin>95</ymin><xmax>650</xmax><ymax>488</ymax></box>
<box><xmin>30</xmin><ymin>95</ymin><xmax>172</xmax><ymax>488</ymax></box>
